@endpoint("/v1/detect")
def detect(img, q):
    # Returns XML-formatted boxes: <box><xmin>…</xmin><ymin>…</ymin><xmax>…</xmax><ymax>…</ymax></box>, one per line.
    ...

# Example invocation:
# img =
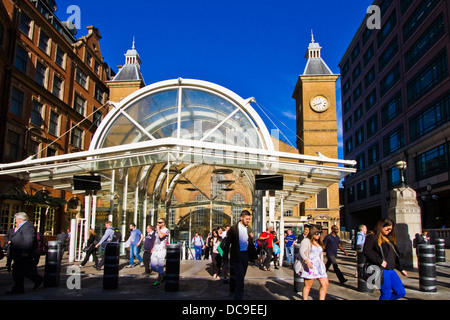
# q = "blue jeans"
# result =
<box><xmin>285</xmin><ymin>246</ymin><xmax>294</xmax><ymax>263</ymax></box>
<box><xmin>379</xmin><ymin>269</ymin><xmax>406</xmax><ymax>300</ymax></box>
<box><xmin>194</xmin><ymin>246</ymin><xmax>202</xmax><ymax>260</ymax></box>
<box><xmin>129</xmin><ymin>244</ymin><xmax>143</xmax><ymax>265</ymax></box>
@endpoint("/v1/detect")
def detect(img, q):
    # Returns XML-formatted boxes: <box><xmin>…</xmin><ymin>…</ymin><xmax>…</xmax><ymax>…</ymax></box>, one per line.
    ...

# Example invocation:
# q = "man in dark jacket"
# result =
<box><xmin>222</xmin><ymin>210</ymin><xmax>257</xmax><ymax>300</ymax></box>
<box><xmin>6</xmin><ymin>212</ymin><xmax>43</xmax><ymax>294</ymax></box>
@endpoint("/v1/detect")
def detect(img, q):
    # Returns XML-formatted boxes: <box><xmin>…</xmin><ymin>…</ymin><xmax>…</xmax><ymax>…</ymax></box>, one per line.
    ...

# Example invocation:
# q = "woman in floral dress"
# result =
<box><xmin>297</xmin><ymin>225</ymin><xmax>329</xmax><ymax>300</ymax></box>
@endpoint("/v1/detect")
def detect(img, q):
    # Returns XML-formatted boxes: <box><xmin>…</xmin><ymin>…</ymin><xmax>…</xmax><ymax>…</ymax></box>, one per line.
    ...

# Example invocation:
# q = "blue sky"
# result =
<box><xmin>56</xmin><ymin>0</ymin><xmax>373</xmax><ymax>159</ymax></box>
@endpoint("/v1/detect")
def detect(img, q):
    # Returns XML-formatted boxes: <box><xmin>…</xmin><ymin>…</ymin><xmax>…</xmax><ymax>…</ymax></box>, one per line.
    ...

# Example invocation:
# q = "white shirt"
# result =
<box><xmin>238</xmin><ymin>223</ymin><xmax>248</xmax><ymax>251</ymax></box>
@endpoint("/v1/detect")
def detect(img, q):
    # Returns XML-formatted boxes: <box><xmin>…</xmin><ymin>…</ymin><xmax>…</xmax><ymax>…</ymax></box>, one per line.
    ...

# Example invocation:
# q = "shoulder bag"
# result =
<box><xmin>359</xmin><ymin>243</ymin><xmax>385</xmax><ymax>286</ymax></box>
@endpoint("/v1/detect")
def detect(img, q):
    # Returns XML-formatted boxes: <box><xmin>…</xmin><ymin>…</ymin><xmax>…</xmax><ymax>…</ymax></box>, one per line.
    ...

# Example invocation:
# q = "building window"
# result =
<box><xmin>19</xmin><ymin>12</ymin><xmax>32</xmax><ymax>37</ymax></box>
<box><xmin>365</xmin><ymin>88</ymin><xmax>377</xmax><ymax>111</ymax></box>
<box><xmin>345</xmin><ymin>137</ymin><xmax>353</xmax><ymax>155</ymax></box>
<box><xmin>46</xmin><ymin>147</ymin><xmax>56</xmax><ymax>158</ymax></box>
<box><xmin>363</xmin><ymin>44</ymin><xmax>374</xmax><ymax>67</ymax></box>
<box><xmin>355</xmin><ymin>126</ymin><xmax>364</xmax><ymax>148</ymax></box>
<box><xmin>405</xmin><ymin>14</ymin><xmax>445</xmax><ymax>71</ymax></box>
<box><xmin>377</xmin><ymin>10</ymin><xmax>397</xmax><ymax>46</ymax></box>
<box><xmin>343</xmin><ymin>99</ymin><xmax>351</xmax><ymax>115</ymax></box>
<box><xmin>409</xmin><ymin>94</ymin><xmax>450</xmax><ymax>140</ymax></box>
<box><xmin>10</xmin><ymin>87</ymin><xmax>24</xmax><ymax>116</ymax></box>
<box><xmin>38</xmin><ymin>30</ymin><xmax>50</xmax><ymax>54</ymax></box>
<box><xmin>401</xmin><ymin>0</ymin><xmax>415</xmax><ymax>14</ymax></box>
<box><xmin>347</xmin><ymin>185</ymin><xmax>355</xmax><ymax>203</ymax></box>
<box><xmin>357</xmin><ymin>180</ymin><xmax>367</xmax><ymax>200</ymax></box>
<box><xmin>55</xmin><ymin>46</ymin><xmax>65</xmax><ymax>69</ymax></box>
<box><xmin>70</xmin><ymin>126</ymin><xmax>83</xmax><ymax>149</ymax></box>
<box><xmin>94</xmin><ymin>61</ymin><xmax>100</xmax><ymax>75</ymax></box>
<box><xmin>74</xmin><ymin>93</ymin><xmax>86</xmax><ymax>115</ymax></box>
<box><xmin>380</xmin><ymin>63</ymin><xmax>400</xmax><ymax>97</ymax></box>
<box><xmin>354</xmin><ymin>104</ymin><xmax>363</xmax><ymax>123</ymax></box>
<box><xmin>28</xmin><ymin>139</ymin><xmax>40</xmax><ymax>158</ymax></box>
<box><xmin>94</xmin><ymin>85</ymin><xmax>104</xmax><ymax>103</ymax></box>
<box><xmin>366</xmin><ymin>114</ymin><xmax>378</xmax><ymax>138</ymax></box>
<box><xmin>85</xmin><ymin>51</ymin><xmax>92</xmax><ymax>67</ymax></box>
<box><xmin>416</xmin><ymin>143</ymin><xmax>449</xmax><ymax>180</ymax></box>
<box><xmin>378</xmin><ymin>37</ymin><xmax>398</xmax><ymax>72</ymax></box>
<box><xmin>0</xmin><ymin>202</ymin><xmax>21</xmax><ymax>234</ymax></box>
<box><xmin>387</xmin><ymin>166</ymin><xmax>401</xmax><ymax>189</ymax></box>
<box><xmin>356</xmin><ymin>152</ymin><xmax>366</xmax><ymax>172</ymax></box>
<box><xmin>344</xmin><ymin>117</ymin><xmax>352</xmax><ymax>133</ymax></box>
<box><xmin>15</xmin><ymin>45</ymin><xmax>28</xmax><ymax>73</ymax></box>
<box><xmin>343</xmin><ymin>79</ymin><xmax>351</xmax><ymax>96</ymax></box>
<box><xmin>383</xmin><ymin>126</ymin><xmax>404</xmax><ymax>156</ymax></box>
<box><xmin>31</xmin><ymin>100</ymin><xmax>43</xmax><ymax>127</ymax></box>
<box><xmin>407</xmin><ymin>49</ymin><xmax>448</xmax><ymax>105</ymax></box>
<box><xmin>35</xmin><ymin>60</ymin><xmax>47</xmax><ymax>87</ymax></box>
<box><xmin>369</xmin><ymin>174</ymin><xmax>381</xmax><ymax>196</ymax></box>
<box><xmin>231</xmin><ymin>193</ymin><xmax>244</xmax><ymax>224</ymax></box>
<box><xmin>353</xmin><ymin>83</ymin><xmax>362</xmax><ymax>102</ymax></box>
<box><xmin>342</xmin><ymin>60</ymin><xmax>349</xmax><ymax>77</ymax></box>
<box><xmin>352</xmin><ymin>63</ymin><xmax>361</xmax><ymax>82</ymax></box>
<box><xmin>351</xmin><ymin>44</ymin><xmax>360</xmax><ymax>62</ymax></box>
<box><xmin>75</xmin><ymin>67</ymin><xmax>88</xmax><ymax>89</ymax></box>
<box><xmin>381</xmin><ymin>92</ymin><xmax>402</xmax><ymax>126</ymax></box>
<box><xmin>49</xmin><ymin>110</ymin><xmax>59</xmax><ymax>136</ymax></box>
<box><xmin>316</xmin><ymin>189</ymin><xmax>328</xmax><ymax>208</ymax></box>
<box><xmin>6</xmin><ymin>130</ymin><xmax>21</xmax><ymax>160</ymax></box>
<box><xmin>368</xmin><ymin>143</ymin><xmax>380</xmax><ymax>166</ymax></box>
<box><xmin>52</xmin><ymin>75</ymin><xmax>63</xmax><ymax>99</ymax></box>
<box><xmin>365</xmin><ymin>66</ymin><xmax>376</xmax><ymax>89</ymax></box>
<box><xmin>403</xmin><ymin>0</ymin><xmax>440</xmax><ymax>42</ymax></box>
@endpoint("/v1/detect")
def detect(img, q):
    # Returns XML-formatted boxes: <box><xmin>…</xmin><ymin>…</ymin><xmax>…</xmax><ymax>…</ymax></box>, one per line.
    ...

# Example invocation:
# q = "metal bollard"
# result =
<box><xmin>165</xmin><ymin>244</ymin><xmax>181</xmax><ymax>292</ymax></box>
<box><xmin>356</xmin><ymin>246</ymin><xmax>373</xmax><ymax>293</ymax></box>
<box><xmin>435</xmin><ymin>238</ymin><xmax>446</xmax><ymax>263</ymax></box>
<box><xmin>293</xmin><ymin>244</ymin><xmax>304</xmax><ymax>293</ymax></box>
<box><xmin>44</xmin><ymin>241</ymin><xmax>63</xmax><ymax>287</ymax></box>
<box><xmin>417</xmin><ymin>244</ymin><xmax>437</xmax><ymax>292</ymax></box>
<box><xmin>103</xmin><ymin>242</ymin><xmax>120</xmax><ymax>290</ymax></box>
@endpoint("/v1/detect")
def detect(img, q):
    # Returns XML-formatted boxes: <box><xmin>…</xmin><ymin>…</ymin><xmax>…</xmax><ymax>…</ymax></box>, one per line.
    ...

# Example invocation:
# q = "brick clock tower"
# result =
<box><xmin>292</xmin><ymin>33</ymin><xmax>340</xmax><ymax>234</ymax></box>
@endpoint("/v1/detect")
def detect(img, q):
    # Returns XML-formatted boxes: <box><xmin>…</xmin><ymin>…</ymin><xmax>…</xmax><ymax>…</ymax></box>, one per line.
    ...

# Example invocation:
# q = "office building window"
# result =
<box><xmin>75</xmin><ymin>67</ymin><xmax>88</xmax><ymax>89</ymax></box>
<box><xmin>354</xmin><ymin>104</ymin><xmax>363</xmax><ymax>123</ymax></box>
<box><xmin>347</xmin><ymin>185</ymin><xmax>355</xmax><ymax>203</ymax></box>
<box><xmin>35</xmin><ymin>60</ymin><xmax>47</xmax><ymax>87</ymax></box>
<box><xmin>378</xmin><ymin>37</ymin><xmax>398</xmax><ymax>72</ymax></box>
<box><xmin>363</xmin><ymin>44</ymin><xmax>374</xmax><ymax>66</ymax></box>
<box><xmin>345</xmin><ymin>137</ymin><xmax>353</xmax><ymax>155</ymax></box>
<box><xmin>38</xmin><ymin>30</ymin><xmax>50</xmax><ymax>54</ymax></box>
<box><xmin>52</xmin><ymin>75</ymin><xmax>63</xmax><ymax>99</ymax></box>
<box><xmin>356</xmin><ymin>152</ymin><xmax>365</xmax><ymax>172</ymax></box>
<box><xmin>367</xmin><ymin>114</ymin><xmax>378</xmax><ymax>138</ymax></box>
<box><xmin>355</xmin><ymin>126</ymin><xmax>364</xmax><ymax>147</ymax></box>
<box><xmin>403</xmin><ymin>0</ymin><xmax>440</xmax><ymax>42</ymax></box>
<box><xmin>357</xmin><ymin>180</ymin><xmax>367</xmax><ymax>200</ymax></box>
<box><xmin>353</xmin><ymin>83</ymin><xmax>362</xmax><ymax>102</ymax></box>
<box><xmin>343</xmin><ymin>99</ymin><xmax>351</xmax><ymax>115</ymax></box>
<box><xmin>377</xmin><ymin>10</ymin><xmax>396</xmax><ymax>46</ymax></box>
<box><xmin>387</xmin><ymin>166</ymin><xmax>401</xmax><ymax>189</ymax></box>
<box><xmin>55</xmin><ymin>46</ymin><xmax>65</xmax><ymax>68</ymax></box>
<box><xmin>410</xmin><ymin>94</ymin><xmax>450</xmax><ymax>140</ymax></box>
<box><xmin>407</xmin><ymin>49</ymin><xmax>448</xmax><ymax>105</ymax></box>
<box><xmin>380</xmin><ymin>63</ymin><xmax>400</xmax><ymax>97</ymax></box>
<box><xmin>369</xmin><ymin>174</ymin><xmax>381</xmax><ymax>196</ymax></box>
<box><xmin>405</xmin><ymin>14</ymin><xmax>444</xmax><ymax>71</ymax></box>
<box><xmin>383</xmin><ymin>126</ymin><xmax>404</xmax><ymax>156</ymax></box>
<box><xmin>352</xmin><ymin>63</ymin><xmax>361</xmax><ymax>82</ymax></box>
<box><xmin>365</xmin><ymin>88</ymin><xmax>377</xmax><ymax>111</ymax></box>
<box><xmin>344</xmin><ymin>117</ymin><xmax>352</xmax><ymax>133</ymax></box>
<box><xmin>381</xmin><ymin>92</ymin><xmax>402</xmax><ymax>126</ymax></box>
<box><xmin>351</xmin><ymin>44</ymin><xmax>360</xmax><ymax>62</ymax></box>
<box><xmin>74</xmin><ymin>93</ymin><xmax>86</xmax><ymax>115</ymax></box>
<box><xmin>365</xmin><ymin>66</ymin><xmax>376</xmax><ymax>89</ymax></box>
<box><xmin>368</xmin><ymin>143</ymin><xmax>380</xmax><ymax>166</ymax></box>
<box><xmin>94</xmin><ymin>84</ymin><xmax>104</xmax><ymax>103</ymax></box>
<box><xmin>416</xmin><ymin>143</ymin><xmax>449</xmax><ymax>180</ymax></box>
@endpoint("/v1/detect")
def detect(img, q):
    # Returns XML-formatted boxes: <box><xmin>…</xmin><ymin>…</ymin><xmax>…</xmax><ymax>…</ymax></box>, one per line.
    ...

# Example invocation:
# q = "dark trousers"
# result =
<box><xmin>263</xmin><ymin>246</ymin><xmax>273</xmax><ymax>269</ymax></box>
<box><xmin>80</xmin><ymin>245</ymin><xmax>98</xmax><ymax>267</ymax></box>
<box><xmin>230</xmin><ymin>251</ymin><xmax>249</xmax><ymax>300</ymax></box>
<box><xmin>143</xmin><ymin>250</ymin><xmax>152</xmax><ymax>273</ymax></box>
<box><xmin>325</xmin><ymin>254</ymin><xmax>346</xmax><ymax>283</ymax></box>
<box><xmin>211</xmin><ymin>252</ymin><xmax>222</xmax><ymax>275</ymax></box>
<box><xmin>11</xmin><ymin>257</ymin><xmax>42</xmax><ymax>291</ymax></box>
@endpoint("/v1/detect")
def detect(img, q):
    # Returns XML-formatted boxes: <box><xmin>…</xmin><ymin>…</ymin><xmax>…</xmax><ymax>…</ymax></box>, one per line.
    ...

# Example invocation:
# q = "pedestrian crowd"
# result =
<box><xmin>0</xmin><ymin>210</ymin><xmax>420</xmax><ymax>301</ymax></box>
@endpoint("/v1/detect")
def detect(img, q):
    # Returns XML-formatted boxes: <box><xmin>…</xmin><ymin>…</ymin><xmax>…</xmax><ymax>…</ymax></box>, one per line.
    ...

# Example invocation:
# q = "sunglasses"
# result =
<box><xmin>157</xmin><ymin>221</ymin><xmax>163</xmax><ymax>224</ymax></box>
<box><xmin>314</xmin><ymin>231</ymin><xmax>322</xmax><ymax>236</ymax></box>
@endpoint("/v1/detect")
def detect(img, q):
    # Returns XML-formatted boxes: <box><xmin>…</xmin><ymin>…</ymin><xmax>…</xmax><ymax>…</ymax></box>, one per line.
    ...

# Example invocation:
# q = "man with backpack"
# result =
<box><xmin>95</xmin><ymin>221</ymin><xmax>120</xmax><ymax>270</ymax></box>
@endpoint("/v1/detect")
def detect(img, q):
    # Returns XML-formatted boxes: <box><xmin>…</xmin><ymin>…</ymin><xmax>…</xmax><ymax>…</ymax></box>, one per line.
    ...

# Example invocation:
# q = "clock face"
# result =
<box><xmin>310</xmin><ymin>95</ymin><xmax>329</xmax><ymax>112</ymax></box>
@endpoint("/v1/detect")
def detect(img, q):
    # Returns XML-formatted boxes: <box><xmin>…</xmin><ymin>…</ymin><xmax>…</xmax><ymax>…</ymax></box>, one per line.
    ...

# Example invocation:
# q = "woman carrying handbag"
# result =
<box><xmin>294</xmin><ymin>225</ymin><xmax>328</xmax><ymax>300</ymax></box>
<box><xmin>363</xmin><ymin>218</ymin><xmax>408</xmax><ymax>300</ymax></box>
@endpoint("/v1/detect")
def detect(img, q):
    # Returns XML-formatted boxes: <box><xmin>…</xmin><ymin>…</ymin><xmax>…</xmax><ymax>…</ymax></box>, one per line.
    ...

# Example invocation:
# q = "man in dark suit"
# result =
<box><xmin>222</xmin><ymin>210</ymin><xmax>257</xmax><ymax>300</ymax></box>
<box><xmin>6</xmin><ymin>212</ymin><xmax>43</xmax><ymax>294</ymax></box>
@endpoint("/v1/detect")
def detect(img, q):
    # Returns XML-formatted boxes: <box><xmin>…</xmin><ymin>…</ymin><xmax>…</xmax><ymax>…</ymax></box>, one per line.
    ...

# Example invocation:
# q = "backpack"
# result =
<box><xmin>111</xmin><ymin>227</ymin><xmax>122</xmax><ymax>243</ymax></box>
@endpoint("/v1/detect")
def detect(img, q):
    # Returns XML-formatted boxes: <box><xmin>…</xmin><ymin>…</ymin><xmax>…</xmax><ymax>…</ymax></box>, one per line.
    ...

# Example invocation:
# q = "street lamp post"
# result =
<box><xmin>395</xmin><ymin>160</ymin><xmax>407</xmax><ymax>188</ymax></box>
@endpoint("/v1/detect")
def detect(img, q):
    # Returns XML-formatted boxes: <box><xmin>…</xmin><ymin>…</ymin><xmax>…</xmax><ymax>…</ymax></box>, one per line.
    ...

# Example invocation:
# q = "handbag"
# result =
<box><xmin>217</xmin><ymin>242</ymin><xmax>223</xmax><ymax>256</ymax></box>
<box><xmin>273</xmin><ymin>243</ymin><xmax>280</xmax><ymax>255</ymax></box>
<box><xmin>359</xmin><ymin>244</ymin><xmax>385</xmax><ymax>286</ymax></box>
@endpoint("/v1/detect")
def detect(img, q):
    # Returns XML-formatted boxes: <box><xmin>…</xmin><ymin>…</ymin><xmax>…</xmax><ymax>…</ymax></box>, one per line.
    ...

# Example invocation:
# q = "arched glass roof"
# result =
<box><xmin>91</xmin><ymin>79</ymin><xmax>273</xmax><ymax>152</ymax></box>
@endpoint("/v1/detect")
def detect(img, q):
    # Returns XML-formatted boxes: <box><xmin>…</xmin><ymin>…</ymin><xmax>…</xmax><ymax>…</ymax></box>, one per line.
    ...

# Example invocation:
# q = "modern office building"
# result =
<box><xmin>0</xmin><ymin>0</ymin><xmax>113</xmax><ymax>238</ymax></box>
<box><xmin>339</xmin><ymin>0</ymin><xmax>450</xmax><ymax>230</ymax></box>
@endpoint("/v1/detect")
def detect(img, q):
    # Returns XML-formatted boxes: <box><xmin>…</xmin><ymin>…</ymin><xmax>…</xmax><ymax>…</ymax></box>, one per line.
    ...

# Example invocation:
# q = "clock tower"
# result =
<box><xmin>292</xmin><ymin>33</ymin><xmax>341</xmax><ymax>233</ymax></box>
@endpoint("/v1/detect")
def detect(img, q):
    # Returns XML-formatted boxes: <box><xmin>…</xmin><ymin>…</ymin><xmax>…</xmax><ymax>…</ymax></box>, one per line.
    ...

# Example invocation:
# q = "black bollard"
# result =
<box><xmin>103</xmin><ymin>242</ymin><xmax>120</xmax><ymax>290</ymax></box>
<box><xmin>417</xmin><ymin>244</ymin><xmax>437</xmax><ymax>292</ymax></box>
<box><xmin>356</xmin><ymin>245</ymin><xmax>373</xmax><ymax>293</ymax></box>
<box><xmin>293</xmin><ymin>244</ymin><xmax>304</xmax><ymax>293</ymax></box>
<box><xmin>435</xmin><ymin>238</ymin><xmax>446</xmax><ymax>263</ymax></box>
<box><xmin>44</xmin><ymin>241</ymin><xmax>63</xmax><ymax>287</ymax></box>
<box><xmin>165</xmin><ymin>244</ymin><xmax>181</xmax><ymax>292</ymax></box>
